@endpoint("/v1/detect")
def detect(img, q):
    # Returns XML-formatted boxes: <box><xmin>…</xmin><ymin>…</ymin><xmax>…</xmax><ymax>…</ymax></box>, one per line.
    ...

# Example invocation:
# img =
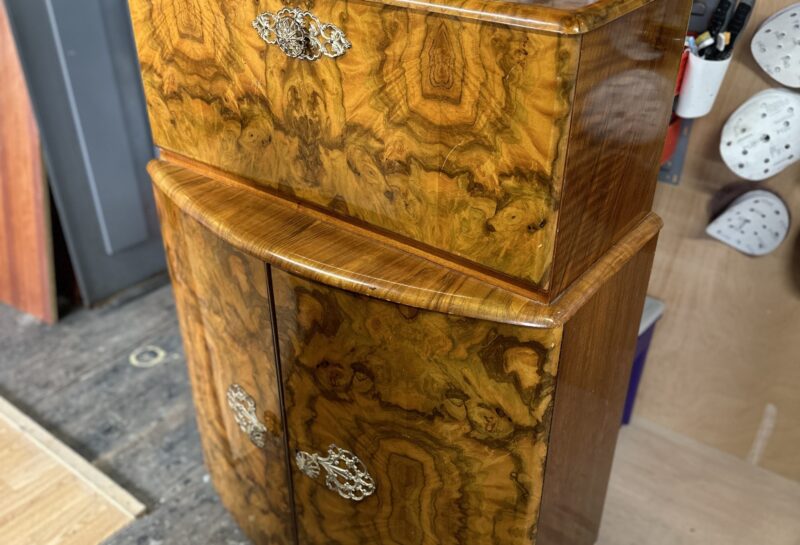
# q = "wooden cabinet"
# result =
<box><xmin>131</xmin><ymin>0</ymin><xmax>690</xmax><ymax>542</ymax></box>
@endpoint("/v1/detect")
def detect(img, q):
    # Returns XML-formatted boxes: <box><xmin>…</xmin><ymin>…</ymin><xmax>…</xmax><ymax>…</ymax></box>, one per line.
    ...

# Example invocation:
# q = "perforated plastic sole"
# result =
<box><xmin>706</xmin><ymin>189</ymin><xmax>790</xmax><ymax>256</ymax></box>
<box><xmin>720</xmin><ymin>88</ymin><xmax>799</xmax><ymax>180</ymax></box>
<box><xmin>751</xmin><ymin>4</ymin><xmax>800</xmax><ymax>88</ymax></box>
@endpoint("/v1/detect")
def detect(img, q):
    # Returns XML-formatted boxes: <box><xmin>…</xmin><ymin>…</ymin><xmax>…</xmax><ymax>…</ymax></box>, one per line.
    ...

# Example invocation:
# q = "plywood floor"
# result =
<box><xmin>635</xmin><ymin>0</ymin><xmax>800</xmax><ymax>481</ymax></box>
<box><xmin>1</xmin><ymin>286</ymin><xmax>798</xmax><ymax>544</ymax></box>
<box><xmin>600</xmin><ymin>420</ymin><xmax>800</xmax><ymax>545</ymax></box>
<box><xmin>0</xmin><ymin>397</ymin><xmax>144</xmax><ymax>545</ymax></box>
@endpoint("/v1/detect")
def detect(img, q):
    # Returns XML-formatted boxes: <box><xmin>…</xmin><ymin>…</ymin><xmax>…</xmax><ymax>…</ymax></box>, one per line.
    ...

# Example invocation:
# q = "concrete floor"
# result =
<box><xmin>0</xmin><ymin>286</ymin><xmax>246</xmax><ymax>545</ymax></box>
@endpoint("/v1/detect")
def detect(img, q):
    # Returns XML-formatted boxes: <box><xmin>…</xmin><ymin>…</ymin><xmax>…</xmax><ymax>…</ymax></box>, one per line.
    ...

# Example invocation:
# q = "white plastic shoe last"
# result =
<box><xmin>720</xmin><ymin>88</ymin><xmax>800</xmax><ymax>180</ymax></box>
<box><xmin>706</xmin><ymin>189</ymin><xmax>790</xmax><ymax>256</ymax></box>
<box><xmin>751</xmin><ymin>3</ymin><xmax>800</xmax><ymax>88</ymax></box>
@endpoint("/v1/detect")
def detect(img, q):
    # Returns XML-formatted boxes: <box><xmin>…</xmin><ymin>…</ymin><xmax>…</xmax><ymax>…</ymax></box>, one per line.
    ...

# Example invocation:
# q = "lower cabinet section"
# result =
<box><xmin>154</xmin><ymin>180</ymin><xmax>657</xmax><ymax>545</ymax></box>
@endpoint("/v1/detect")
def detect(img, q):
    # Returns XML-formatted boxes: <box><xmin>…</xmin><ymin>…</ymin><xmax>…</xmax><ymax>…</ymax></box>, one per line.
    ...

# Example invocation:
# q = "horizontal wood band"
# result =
<box><xmin>149</xmin><ymin>159</ymin><xmax>662</xmax><ymax>328</ymax></box>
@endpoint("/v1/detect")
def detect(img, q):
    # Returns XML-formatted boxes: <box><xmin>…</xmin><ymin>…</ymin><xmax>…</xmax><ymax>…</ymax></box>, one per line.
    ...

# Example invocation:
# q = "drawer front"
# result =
<box><xmin>271</xmin><ymin>267</ymin><xmax>563</xmax><ymax>544</ymax></box>
<box><xmin>130</xmin><ymin>0</ymin><xmax>578</xmax><ymax>288</ymax></box>
<box><xmin>155</xmin><ymin>189</ymin><xmax>294</xmax><ymax>545</ymax></box>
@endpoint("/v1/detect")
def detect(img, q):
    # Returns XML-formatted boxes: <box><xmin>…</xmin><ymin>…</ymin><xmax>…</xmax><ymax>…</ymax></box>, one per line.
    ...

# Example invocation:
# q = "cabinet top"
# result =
<box><xmin>361</xmin><ymin>0</ymin><xmax>655</xmax><ymax>33</ymax></box>
<box><xmin>150</xmin><ymin>157</ymin><xmax>662</xmax><ymax>329</ymax></box>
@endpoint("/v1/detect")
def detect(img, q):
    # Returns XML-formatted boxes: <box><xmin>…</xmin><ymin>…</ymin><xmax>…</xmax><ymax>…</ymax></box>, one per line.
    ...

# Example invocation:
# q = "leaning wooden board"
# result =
<box><xmin>0</xmin><ymin>396</ymin><xmax>145</xmax><ymax>545</ymax></box>
<box><xmin>0</xmin><ymin>0</ymin><xmax>56</xmax><ymax>324</ymax></box>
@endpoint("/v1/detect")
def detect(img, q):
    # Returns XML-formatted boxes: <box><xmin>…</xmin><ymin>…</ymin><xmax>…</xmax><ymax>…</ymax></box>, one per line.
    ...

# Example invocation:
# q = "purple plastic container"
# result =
<box><xmin>623</xmin><ymin>297</ymin><xmax>665</xmax><ymax>425</ymax></box>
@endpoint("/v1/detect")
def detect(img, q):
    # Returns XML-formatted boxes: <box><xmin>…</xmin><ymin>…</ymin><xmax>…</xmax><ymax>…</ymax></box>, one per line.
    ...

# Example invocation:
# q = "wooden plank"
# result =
<box><xmin>599</xmin><ymin>419</ymin><xmax>800</xmax><ymax>545</ymax></box>
<box><xmin>0</xmin><ymin>396</ymin><xmax>144</xmax><ymax>545</ymax></box>
<box><xmin>0</xmin><ymin>0</ymin><xmax>56</xmax><ymax>323</ymax></box>
<box><xmin>636</xmin><ymin>0</ymin><xmax>800</xmax><ymax>482</ymax></box>
<box><xmin>0</xmin><ymin>287</ymin><xmax>250</xmax><ymax>544</ymax></box>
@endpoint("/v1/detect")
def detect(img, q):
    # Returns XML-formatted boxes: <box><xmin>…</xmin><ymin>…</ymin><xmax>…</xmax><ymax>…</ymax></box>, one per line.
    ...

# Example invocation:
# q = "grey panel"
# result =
<box><xmin>48</xmin><ymin>0</ymin><xmax>148</xmax><ymax>254</ymax></box>
<box><xmin>5</xmin><ymin>0</ymin><xmax>165</xmax><ymax>305</ymax></box>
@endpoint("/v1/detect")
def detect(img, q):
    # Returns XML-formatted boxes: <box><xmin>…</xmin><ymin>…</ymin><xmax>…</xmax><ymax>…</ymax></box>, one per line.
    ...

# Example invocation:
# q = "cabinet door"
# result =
<box><xmin>271</xmin><ymin>268</ymin><xmax>563</xmax><ymax>545</ymax></box>
<box><xmin>155</xmin><ymin>189</ymin><xmax>294</xmax><ymax>545</ymax></box>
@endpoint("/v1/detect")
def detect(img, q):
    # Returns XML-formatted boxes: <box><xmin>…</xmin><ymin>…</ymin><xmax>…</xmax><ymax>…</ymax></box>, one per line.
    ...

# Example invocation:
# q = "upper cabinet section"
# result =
<box><xmin>129</xmin><ymin>0</ymin><xmax>690</xmax><ymax>297</ymax></box>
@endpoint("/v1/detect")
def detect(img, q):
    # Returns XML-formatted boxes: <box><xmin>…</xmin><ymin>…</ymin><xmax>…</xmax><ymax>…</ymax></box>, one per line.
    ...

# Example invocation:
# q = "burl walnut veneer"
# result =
<box><xmin>129</xmin><ymin>0</ymin><xmax>690</xmax><ymax>543</ymax></box>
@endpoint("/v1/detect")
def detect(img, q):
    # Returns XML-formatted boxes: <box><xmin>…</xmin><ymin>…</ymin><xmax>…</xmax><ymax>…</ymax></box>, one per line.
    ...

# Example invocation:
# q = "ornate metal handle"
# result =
<box><xmin>226</xmin><ymin>384</ymin><xmax>267</xmax><ymax>449</ymax></box>
<box><xmin>252</xmin><ymin>8</ymin><xmax>351</xmax><ymax>61</ymax></box>
<box><xmin>295</xmin><ymin>445</ymin><xmax>376</xmax><ymax>501</ymax></box>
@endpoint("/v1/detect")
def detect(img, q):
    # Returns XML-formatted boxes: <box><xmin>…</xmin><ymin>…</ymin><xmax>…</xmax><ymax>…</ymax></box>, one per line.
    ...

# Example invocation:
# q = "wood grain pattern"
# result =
<box><xmin>8</xmin><ymin>287</ymin><xmax>800</xmax><ymax>544</ymax></box>
<box><xmin>537</xmin><ymin>237</ymin><xmax>657</xmax><ymax>545</ymax></box>
<box><xmin>149</xmin><ymin>160</ymin><xmax>662</xmax><ymax>329</ymax></box>
<box><xmin>130</xmin><ymin>0</ymin><xmax>578</xmax><ymax>289</ymax></box>
<box><xmin>0</xmin><ymin>0</ymin><xmax>55</xmax><ymax>324</ymax></box>
<box><xmin>152</xmin><ymin>166</ymin><xmax>662</xmax><ymax>544</ymax></box>
<box><xmin>154</xmin><ymin>187</ymin><xmax>295</xmax><ymax>545</ymax></box>
<box><xmin>130</xmin><ymin>0</ymin><xmax>688</xmax><ymax>295</ymax></box>
<box><xmin>271</xmin><ymin>267</ymin><xmax>562</xmax><ymax>544</ymax></box>
<box><xmin>549</xmin><ymin>0</ymin><xmax>691</xmax><ymax>294</ymax></box>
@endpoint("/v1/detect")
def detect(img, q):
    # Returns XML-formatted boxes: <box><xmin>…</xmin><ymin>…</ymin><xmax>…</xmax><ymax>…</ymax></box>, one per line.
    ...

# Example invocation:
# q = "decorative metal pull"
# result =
<box><xmin>226</xmin><ymin>384</ymin><xmax>267</xmax><ymax>449</ymax></box>
<box><xmin>296</xmin><ymin>445</ymin><xmax>376</xmax><ymax>501</ymax></box>
<box><xmin>252</xmin><ymin>8</ymin><xmax>351</xmax><ymax>61</ymax></box>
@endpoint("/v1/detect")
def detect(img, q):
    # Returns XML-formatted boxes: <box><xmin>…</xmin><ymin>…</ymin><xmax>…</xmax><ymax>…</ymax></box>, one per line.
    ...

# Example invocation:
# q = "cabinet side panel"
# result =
<box><xmin>271</xmin><ymin>267</ymin><xmax>563</xmax><ymax>544</ymax></box>
<box><xmin>154</xmin><ymin>187</ymin><xmax>294</xmax><ymax>545</ymax></box>
<box><xmin>550</xmin><ymin>0</ymin><xmax>689</xmax><ymax>294</ymax></box>
<box><xmin>537</xmin><ymin>237</ymin><xmax>657</xmax><ymax>545</ymax></box>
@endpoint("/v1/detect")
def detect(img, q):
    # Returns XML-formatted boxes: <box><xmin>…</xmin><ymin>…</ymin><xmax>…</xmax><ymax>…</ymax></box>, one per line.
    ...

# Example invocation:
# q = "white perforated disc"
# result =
<box><xmin>706</xmin><ymin>190</ymin><xmax>790</xmax><ymax>255</ymax></box>
<box><xmin>720</xmin><ymin>89</ymin><xmax>800</xmax><ymax>180</ymax></box>
<box><xmin>751</xmin><ymin>4</ymin><xmax>800</xmax><ymax>88</ymax></box>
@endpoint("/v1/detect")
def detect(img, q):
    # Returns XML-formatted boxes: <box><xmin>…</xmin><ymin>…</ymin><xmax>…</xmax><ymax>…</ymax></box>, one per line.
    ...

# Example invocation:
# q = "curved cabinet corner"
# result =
<box><xmin>155</xmin><ymin>187</ymin><xmax>294</xmax><ymax>544</ymax></box>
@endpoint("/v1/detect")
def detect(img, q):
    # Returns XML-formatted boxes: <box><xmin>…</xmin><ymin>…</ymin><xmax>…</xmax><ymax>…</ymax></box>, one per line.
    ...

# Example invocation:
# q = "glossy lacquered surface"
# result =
<box><xmin>134</xmin><ymin>0</ymin><xmax>685</xmax><ymax>541</ymax></box>
<box><xmin>538</xmin><ymin>238</ymin><xmax>657</xmax><ymax>545</ymax></box>
<box><xmin>149</xmin><ymin>160</ymin><xmax>662</xmax><ymax>329</ymax></box>
<box><xmin>155</xmin><ymin>188</ymin><xmax>295</xmax><ymax>544</ymax></box>
<box><xmin>129</xmin><ymin>0</ymin><xmax>688</xmax><ymax>294</ymax></box>
<box><xmin>549</xmin><ymin>0</ymin><xmax>691</xmax><ymax>293</ymax></box>
<box><xmin>130</xmin><ymin>0</ymin><xmax>574</xmax><ymax>290</ymax></box>
<box><xmin>273</xmin><ymin>268</ymin><xmax>562</xmax><ymax>544</ymax></box>
<box><xmin>153</xmin><ymin>181</ymin><xmax>658</xmax><ymax>545</ymax></box>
